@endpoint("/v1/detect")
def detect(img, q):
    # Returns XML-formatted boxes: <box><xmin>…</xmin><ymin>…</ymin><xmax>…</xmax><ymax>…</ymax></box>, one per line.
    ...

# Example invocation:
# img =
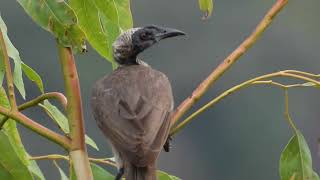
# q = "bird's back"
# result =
<box><xmin>91</xmin><ymin>65</ymin><xmax>173</xmax><ymax>166</ymax></box>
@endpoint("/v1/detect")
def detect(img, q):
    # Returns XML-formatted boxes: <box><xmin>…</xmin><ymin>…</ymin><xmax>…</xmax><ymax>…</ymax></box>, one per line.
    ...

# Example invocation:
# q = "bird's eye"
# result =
<box><xmin>140</xmin><ymin>31</ymin><xmax>152</xmax><ymax>40</ymax></box>
<box><xmin>140</xmin><ymin>33</ymin><xmax>148</xmax><ymax>40</ymax></box>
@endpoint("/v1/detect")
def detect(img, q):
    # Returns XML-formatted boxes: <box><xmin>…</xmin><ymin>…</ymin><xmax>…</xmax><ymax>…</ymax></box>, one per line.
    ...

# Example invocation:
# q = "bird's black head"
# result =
<box><xmin>112</xmin><ymin>25</ymin><xmax>186</xmax><ymax>65</ymax></box>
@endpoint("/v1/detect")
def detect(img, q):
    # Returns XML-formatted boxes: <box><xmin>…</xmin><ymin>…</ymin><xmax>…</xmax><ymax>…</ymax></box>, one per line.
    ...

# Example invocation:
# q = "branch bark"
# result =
<box><xmin>0</xmin><ymin>106</ymin><xmax>71</xmax><ymax>149</ymax></box>
<box><xmin>0</xmin><ymin>30</ymin><xmax>17</xmax><ymax>110</ymax></box>
<box><xmin>0</xmin><ymin>92</ymin><xmax>67</xmax><ymax>128</ymax></box>
<box><xmin>170</xmin><ymin>0</ymin><xmax>289</xmax><ymax>131</ymax></box>
<box><xmin>57</xmin><ymin>42</ymin><xmax>93</xmax><ymax>180</ymax></box>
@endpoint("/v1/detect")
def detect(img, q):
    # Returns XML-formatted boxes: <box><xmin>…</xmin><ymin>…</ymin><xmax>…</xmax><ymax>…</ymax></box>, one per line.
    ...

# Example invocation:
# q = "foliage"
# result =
<box><xmin>198</xmin><ymin>0</ymin><xmax>213</xmax><ymax>19</ymax></box>
<box><xmin>69</xmin><ymin>0</ymin><xmax>133</xmax><ymax>68</ymax></box>
<box><xmin>1</xmin><ymin>0</ymin><xmax>320</xmax><ymax>179</ymax></box>
<box><xmin>0</xmin><ymin>0</ymin><xmax>178</xmax><ymax>179</ymax></box>
<box><xmin>0</xmin><ymin>88</ymin><xmax>43</xmax><ymax>180</ymax></box>
<box><xmin>17</xmin><ymin>0</ymin><xmax>86</xmax><ymax>53</ymax></box>
<box><xmin>280</xmin><ymin>131</ymin><xmax>320</xmax><ymax>180</ymax></box>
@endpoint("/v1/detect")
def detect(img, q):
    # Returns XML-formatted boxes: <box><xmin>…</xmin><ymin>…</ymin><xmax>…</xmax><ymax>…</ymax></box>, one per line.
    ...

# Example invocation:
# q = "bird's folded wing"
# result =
<box><xmin>92</xmin><ymin>95</ymin><xmax>172</xmax><ymax>166</ymax></box>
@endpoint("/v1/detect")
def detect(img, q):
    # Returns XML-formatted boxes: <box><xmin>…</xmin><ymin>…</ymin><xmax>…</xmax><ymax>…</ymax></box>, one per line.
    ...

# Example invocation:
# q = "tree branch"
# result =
<box><xmin>57</xmin><ymin>42</ymin><xmax>92</xmax><ymax>180</ymax></box>
<box><xmin>0</xmin><ymin>106</ymin><xmax>71</xmax><ymax>149</ymax></box>
<box><xmin>0</xmin><ymin>92</ymin><xmax>67</xmax><ymax>128</ymax></box>
<box><xmin>0</xmin><ymin>30</ymin><xmax>17</xmax><ymax>110</ymax></box>
<box><xmin>170</xmin><ymin>70</ymin><xmax>320</xmax><ymax>135</ymax></box>
<box><xmin>170</xmin><ymin>0</ymin><xmax>289</xmax><ymax>128</ymax></box>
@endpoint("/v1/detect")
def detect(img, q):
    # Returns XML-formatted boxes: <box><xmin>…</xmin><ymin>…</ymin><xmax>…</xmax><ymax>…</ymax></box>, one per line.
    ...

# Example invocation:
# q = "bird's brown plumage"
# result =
<box><xmin>91</xmin><ymin>65</ymin><xmax>174</xmax><ymax>180</ymax></box>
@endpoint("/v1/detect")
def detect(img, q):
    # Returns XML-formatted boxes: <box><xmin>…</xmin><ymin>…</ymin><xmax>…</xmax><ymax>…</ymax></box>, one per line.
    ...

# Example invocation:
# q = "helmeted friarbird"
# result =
<box><xmin>91</xmin><ymin>25</ymin><xmax>185</xmax><ymax>180</ymax></box>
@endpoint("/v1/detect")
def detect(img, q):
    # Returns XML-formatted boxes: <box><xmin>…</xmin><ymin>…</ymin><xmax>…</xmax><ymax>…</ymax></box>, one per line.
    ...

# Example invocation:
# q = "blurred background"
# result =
<box><xmin>1</xmin><ymin>0</ymin><xmax>320</xmax><ymax>179</ymax></box>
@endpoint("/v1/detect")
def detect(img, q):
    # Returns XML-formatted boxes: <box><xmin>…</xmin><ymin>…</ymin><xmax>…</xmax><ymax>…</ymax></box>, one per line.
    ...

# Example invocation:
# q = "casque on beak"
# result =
<box><xmin>155</xmin><ymin>27</ymin><xmax>186</xmax><ymax>41</ymax></box>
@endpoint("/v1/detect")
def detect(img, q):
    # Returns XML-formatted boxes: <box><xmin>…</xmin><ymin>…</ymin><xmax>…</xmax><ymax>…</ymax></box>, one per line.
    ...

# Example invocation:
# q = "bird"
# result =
<box><xmin>90</xmin><ymin>25</ymin><xmax>185</xmax><ymax>180</ymax></box>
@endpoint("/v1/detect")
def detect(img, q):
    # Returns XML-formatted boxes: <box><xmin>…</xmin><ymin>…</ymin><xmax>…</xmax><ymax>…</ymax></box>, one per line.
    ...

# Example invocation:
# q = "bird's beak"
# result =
<box><xmin>155</xmin><ymin>28</ymin><xmax>186</xmax><ymax>41</ymax></box>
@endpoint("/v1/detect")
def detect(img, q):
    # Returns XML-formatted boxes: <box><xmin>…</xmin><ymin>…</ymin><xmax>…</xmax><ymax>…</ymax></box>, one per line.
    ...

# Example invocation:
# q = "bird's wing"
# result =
<box><xmin>92</xmin><ymin>93</ymin><xmax>172</xmax><ymax>166</ymax></box>
<box><xmin>91</xmin><ymin>66</ymin><xmax>173</xmax><ymax>167</ymax></box>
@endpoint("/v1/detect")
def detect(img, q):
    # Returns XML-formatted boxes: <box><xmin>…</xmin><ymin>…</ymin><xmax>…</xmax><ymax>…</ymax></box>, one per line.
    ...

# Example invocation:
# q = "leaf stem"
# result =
<box><xmin>57</xmin><ymin>42</ymin><xmax>92</xmax><ymax>180</ymax></box>
<box><xmin>170</xmin><ymin>70</ymin><xmax>320</xmax><ymax>135</ymax></box>
<box><xmin>0</xmin><ymin>106</ymin><xmax>71</xmax><ymax>149</ymax></box>
<box><xmin>170</xmin><ymin>0</ymin><xmax>289</xmax><ymax>127</ymax></box>
<box><xmin>0</xmin><ymin>92</ymin><xmax>67</xmax><ymax>128</ymax></box>
<box><xmin>0</xmin><ymin>30</ymin><xmax>17</xmax><ymax>111</ymax></box>
<box><xmin>283</xmin><ymin>89</ymin><xmax>298</xmax><ymax>132</ymax></box>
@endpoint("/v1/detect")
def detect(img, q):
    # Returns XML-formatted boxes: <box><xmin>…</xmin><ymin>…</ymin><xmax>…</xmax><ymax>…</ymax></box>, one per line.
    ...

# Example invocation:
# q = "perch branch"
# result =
<box><xmin>170</xmin><ymin>0</ymin><xmax>289</xmax><ymax>128</ymax></box>
<box><xmin>170</xmin><ymin>70</ymin><xmax>320</xmax><ymax>135</ymax></box>
<box><xmin>57</xmin><ymin>42</ymin><xmax>92</xmax><ymax>180</ymax></box>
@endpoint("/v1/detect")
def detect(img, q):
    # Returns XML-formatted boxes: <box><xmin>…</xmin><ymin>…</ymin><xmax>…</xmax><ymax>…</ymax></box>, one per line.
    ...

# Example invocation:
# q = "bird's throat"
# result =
<box><xmin>116</xmin><ymin>55</ymin><xmax>139</xmax><ymax>66</ymax></box>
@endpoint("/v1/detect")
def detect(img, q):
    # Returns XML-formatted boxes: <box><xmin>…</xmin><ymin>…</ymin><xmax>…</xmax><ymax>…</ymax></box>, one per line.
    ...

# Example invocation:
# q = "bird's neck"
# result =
<box><xmin>117</xmin><ymin>57</ymin><xmax>149</xmax><ymax>67</ymax></box>
<box><xmin>136</xmin><ymin>58</ymin><xmax>149</xmax><ymax>67</ymax></box>
<box><xmin>115</xmin><ymin>55</ymin><xmax>138</xmax><ymax>65</ymax></box>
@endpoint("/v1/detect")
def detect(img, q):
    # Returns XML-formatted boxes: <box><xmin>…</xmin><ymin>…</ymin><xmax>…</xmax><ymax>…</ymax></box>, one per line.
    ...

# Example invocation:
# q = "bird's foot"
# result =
<box><xmin>115</xmin><ymin>167</ymin><xmax>124</xmax><ymax>180</ymax></box>
<box><xmin>163</xmin><ymin>136</ymin><xmax>172</xmax><ymax>152</ymax></box>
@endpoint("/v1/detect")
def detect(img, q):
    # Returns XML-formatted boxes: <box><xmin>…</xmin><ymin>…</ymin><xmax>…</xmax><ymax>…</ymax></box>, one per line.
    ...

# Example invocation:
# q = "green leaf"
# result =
<box><xmin>0</xmin><ymin>87</ymin><xmax>9</xmax><ymax>125</ymax></box>
<box><xmin>0</xmin><ymin>15</ymin><xmax>44</xmax><ymax>96</ymax></box>
<box><xmin>85</xmin><ymin>134</ymin><xmax>99</xmax><ymax>151</ymax></box>
<box><xmin>28</xmin><ymin>159</ymin><xmax>45</xmax><ymax>180</ymax></box>
<box><xmin>71</xmin><ymin>163</ymin><xmax>114</xmax><ymax>180</ymax></box>
<box><xmin>0</xmin><ymin>131</ymin><xmax>33</xmax><ymax>180</ymax></box>
<box><xmin>40</xmin><ymin>100</ymin><xmax>99</xmax><ymax>150</ymax></box>
<box><xmin>91</xmin><ymin>163</ymin><xmax>114</xmax><ymax>180</ymax></box>
<box><xmin>198</xmin><ymin>0</ymin><xmax>213</xmax><ymax>20</ymax></box>
<box><xmin>69</xmin><ymin>0</ymin><xmax>133</xmax><ymax>65</ymax></box>
<box><xmin>0</xmin><ymin>87</ymin><xmax>29</xmax><ymax>165</ymax></box>
<box><xmin>280</xmin><ymin>131</ymin><xmax>320</xmax><ymax>180</ymax></box>
<box><xmin>21</xmin><ymin>62</ymin><xmax>44</xmax><ymax>93</ymax></box>
<box><xmin>17</xmin><ymin>0</ymin><xmax>86</xmax><ymax>52</ymax></box>
<box><xmin>0</xmin><ymin>51</ymin><xmax>4</xmax><ymax>86</ymax></box>
<box><xmin>157</xmin><ymin>171</ymin><xmax>181</xmax><ymax>180</ymax></box>
<box><xmin>0</xmin><ymin>15</ymin><xmax>26</xmax><ymax>98</ymax></box>
<box><xmin>0</xmin><ymin>87</ymin><xmax>44</xmax><ymax>180</ymax></box>
<box><xmin>54</xmin><ymin>161</ymin><xmax>69</xmax><ymax>180</ymax></box>
<box><xmin>40</xmin><ymin>100</ymin><xmax>70</xmax><ymax>133</ymax></box>
<box><xmin>93</xmin><ymin>0</ymin><xmax>133</xmax><ymax>30</ymax></box>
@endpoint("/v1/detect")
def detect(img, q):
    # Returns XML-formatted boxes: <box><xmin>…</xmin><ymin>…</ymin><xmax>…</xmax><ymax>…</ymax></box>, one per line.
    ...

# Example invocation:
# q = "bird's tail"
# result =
<box><xmin>125</xmin><ymin>163</ymin><xmax>157</xmax><ymax>180</ymax></box>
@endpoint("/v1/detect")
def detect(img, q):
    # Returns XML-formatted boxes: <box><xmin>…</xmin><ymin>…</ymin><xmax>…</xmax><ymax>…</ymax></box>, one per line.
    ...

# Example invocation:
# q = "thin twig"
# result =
<box><xmin>170</xmin><ymin>71</ymin><xmax>320</xmax><ymax>135</ymax></box>
<box><xmin>87</xmin><ymin>157</ymin><xmax>117</xmax><ymax>167</ymax></box>
<box><xmin>30</xmin><ymin>154</ymin><xmax>117</xmax><ymax>167</ymax></box>
<box><xmin>0</xmin><ymin>106</ymin><xmax>71</xmax><ymax>149</ymax></box>
<box><xmin>0</xmin><ymin>30</ymin><xmax>17</xmax><ymax>110</ymax></box>
<box><xmin>170</xmin><ymin>0</ymin><xmax>289</xmax><ymax>128</ymax></box>
<box><xmin>283</xmin><ymin>70</ymin><xmax>320</xmax><ymax>79</ymax></box>
<box><xmin>0</xmin><ymin>92</ymin><xmax>67</xmax><ymax>128</ymax></box>
<box><xmin>19</xmin><ymin>92</ymin><xmax>68</xmax><ymax>110</ymax></box>
<box><xmin>252</xmin><ymin>80</ymin><xmax>310</xmax><ymax>89</ymax></box>
<box><xmin>252</xmin><ymin>80</ymin><xmax>287</xmax><ymax>89</ymax></box>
